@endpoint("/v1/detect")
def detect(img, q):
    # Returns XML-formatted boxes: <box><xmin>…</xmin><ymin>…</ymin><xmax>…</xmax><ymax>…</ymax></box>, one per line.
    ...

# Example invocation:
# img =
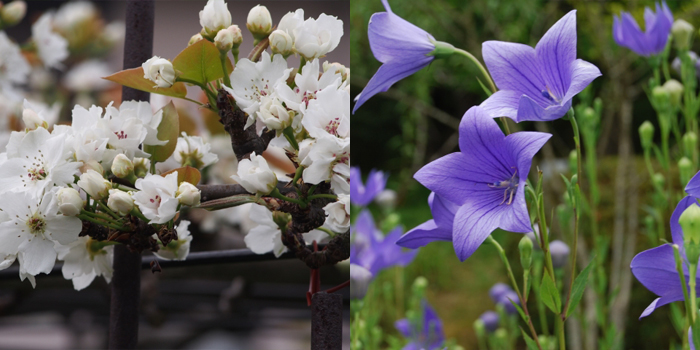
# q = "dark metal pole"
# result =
<box><xmin>109</xmin><ymin>1</ymin><xmax>153</xmax><ymax>349</ymax></box>
<box><xmin>311</xmin><ymin>292</ymin><xmax>343</xmax><ymax>350</ymax></box>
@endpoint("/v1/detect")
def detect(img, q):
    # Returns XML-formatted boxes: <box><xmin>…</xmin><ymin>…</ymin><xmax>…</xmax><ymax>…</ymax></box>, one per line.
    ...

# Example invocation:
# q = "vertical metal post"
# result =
<box><xmin>108</xmin><ymin>1</ymin><xmax>153</xmax><ymax>349</ymax></box>
<box><xmin>311</xmin><ymin>292</ymin><xmax>343</xmax><ymax>350</ymax></box>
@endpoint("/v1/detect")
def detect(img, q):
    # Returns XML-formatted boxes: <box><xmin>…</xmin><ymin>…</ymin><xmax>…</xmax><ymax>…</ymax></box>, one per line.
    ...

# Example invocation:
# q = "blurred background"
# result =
<box><xmin>351</xmin><ymin>0</ymin><xmax>700</xmax><ymax>349</ymax></box>
<box><xmin>0</xmin><ymin>1</ymin><xmax>350</xmax><ymax>349</ymax></box>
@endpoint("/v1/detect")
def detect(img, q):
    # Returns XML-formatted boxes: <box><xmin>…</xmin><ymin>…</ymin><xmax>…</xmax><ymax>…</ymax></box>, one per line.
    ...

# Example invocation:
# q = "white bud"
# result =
<box><xmin>323</xmin><ymin>61</ymin><xmax>349</xmax><ymax>82</ymax></box>
<box><xmin>269</xmin><ymin>29</ymin><xmax>294</xmax><ymax>57</ymax></box>
<box><xmin>80</xmin><ymin>160</ymin><xmax>104</xmax><ymax>175</ymax></box>
<box><xmin>230</xmin><ymin>152</ymin><xmax>278</xmax><ymax>195</ymax></box>
<box><xmin>322</xmin><ymin>194</ymin><xmax>350</xmax><ymax>232</ymax></box>
<box><xmin>22</xmin><ymin>109</ymin><xmax>47</xmax><ymax>130</ymax></box>
<box><xmin>228</xmin><ymin>25</ymin><xmax>243</xmax><ymax>47</ymax></box>
<box><xmin>56</xmin><ymin>187</ymin><xmax>83</xmax><ymax>216</ymax></box>
<box><xmin>256</xmin><ymin>96</ymin><xmax>293</xmax><ymax>130</ymax></box>
<box><xmin>111</xmin><ymin>154</ymin><xmax>134</xmax><ymax>178</ymax></box>
<box><xmin>374</xmin><ymin>189</ymin><xmax>397</xmax><ymax>210</ymax></box>
<box><xmin>141</xmin><ymin>56</ymin><xmax>176</xmax><ymax>88</ymax></box>
<box><xmin>107</xmin><ymin>189</ymin><xmax>134</xmax><ymax>216</ymax></box>
<box><xmin>199</xmin><ymin>0</ymin><xmax>232</xmax><ymax>39</ymax></box>
<box><xmin>246</xmin><ymin>5</ymin><xmax>272</xmax><ymax>38</ymax></box>
<box><xmin>176</xmin><ymin>182</ymin><xmax>201</xmax><ymax>206</ymax></box>
<box><xmin>78</xmin><ymin>169</ymin><xmax>111</xmax><ymax>200</ymax></box>
<box><xmin>1</xmin><ymin>1</ymin><xmax>27</xmax><ymax>27</ymax></box>
<box><xmin>214</xmin><ymin>26</ymin><xmax>234</xmax><ymax>52</ymax></box>
<box><xmin>188</xmin><ymin>33</ymin><xmax>204</xmax><ymax>46</ymax></box>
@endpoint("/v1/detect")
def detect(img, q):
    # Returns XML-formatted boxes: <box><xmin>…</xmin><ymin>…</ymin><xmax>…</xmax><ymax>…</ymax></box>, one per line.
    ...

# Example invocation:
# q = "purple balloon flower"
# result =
<box><xmin>497</xmin><ymin>290</ymin><xmax>521</xmax><ymax>315</ymax></box>
<box><xmin>399</xmin><ymin>105</ymin><xmax>551</xmax><ymax>261</ymax></box>
<box><xmin>350</xmin><ymin>167</ymin><xmax>388</xmax><ymax>206</ymax></box>
<box><xmin>613</xmin><ymin>1</ymin><xmax>673</xmax><ymax>57</ymax></box>
<box><xmin>631</xmin><ymin>196</ymin><xmax>700</xmax><ymax>318</ymax></box>
<box><xmin>489</xmin><ymin>282</ymin><xmax>513</xmax><ymax>303</ymax></box>
<box><xmin>395</xmin><ymin>300</ymin><xmax>445</xmax><ymax>350</ymax></box>
<box><xmin>396</xmin><ymin>192</ymin><xmax>459</xmax><ymax>249</ymax></box>
<box><xmin>353</xmin><ymin>0</ymin><xmax>436</xmax><ymax>113</ymax></box>
<box><xmin>480</xmin><ymin>10</ymin><xmax>601</xmax><ymax>122</ymax></box>
<box><xmin>351</xmin><ymin>210</ymin><xmax>418</xmax><ymax>275</ymax></box>
<box><xmin>479</xmin><ymin>311</ymin><xmax>500</xmax><ymax>333</ymax></box>
<box><xmin>685</xmin><ymin>170</ymin><xmax>700</xmax><ymax>198</ymax></box>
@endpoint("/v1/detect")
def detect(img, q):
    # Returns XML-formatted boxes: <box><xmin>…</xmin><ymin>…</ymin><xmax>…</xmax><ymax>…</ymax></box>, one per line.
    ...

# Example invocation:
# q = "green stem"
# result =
<box><xmin>77</xmin><ymin>213</ymin><xmax>128</xmax><ymax>231</ymax></box>
<box><xmin>96</xmin><ymin>200</ymin><xmax>121</xmax><ymax>219</ymax></box>
<box><xmin>292</xmin><ymin>165</ymin><xmax>304</xmax><ymax>187</ymax></box>
<box><xmin>690</xmin><ymin>263</ymin><xmax>698</xmax><ymax>323</ymax></box>
<box><xmin>307</xmin><ymin>194</ymin><xmax>338</xmax><ymax>201</ymax></box>
<box><xmin>220</xmin><ymin>53</ymin><xmax>231</xmax><ymax>87</ymax></box>
<box><xmin>453</xmin><ymin>48</ymin><xmax>497</xmax><ymax>93</ymax></box>
<box><xmin>283</xmin><ymin>126</ymin><xmax>299</xmax><ymax>150</ymax></box>
<box><xmin>563</xmin><ymin>109</ymin><xmax>581</xmax><ymax>318</ymax></box>
<box><xmin>130</xmin><ymin>208</ymin><xmax>150</xmax><ymax>223</ymax></box>
<box><xmin>270</xmin><ymin>188</ymin><xmax>307</xmax><ymax>208</ymax></box>
<box><xmin>316</xmin><ymin>227</ymin><xmax>337</xmax><ymax>238</ymax></box>
<box><xmin>674</xmin><ymin>245</ymin><xmax>694</xmax><ymax>341</ymax></box>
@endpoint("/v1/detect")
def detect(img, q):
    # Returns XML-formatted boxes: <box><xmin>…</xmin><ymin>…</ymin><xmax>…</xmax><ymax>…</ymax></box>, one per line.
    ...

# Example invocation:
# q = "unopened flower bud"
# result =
<box><xmin>550</xmin><ymin>240</ymin><xmax>570</xmax><ymax>269</ymax></box>
<box><xmin>323</xmin><ymin>62</ymin><xmax>350</xmax><ymax>82</ymax></box>
<box><xmin>652</xmin><ymin>173</ymin><xmax>666</xmax><ymax>189</ymax></box>
<box><xmin>214</xmin><ymin>25</ymin><xmax>234</xmax><ymax>52</ymax></box>
<box><xmin>188</xmin><ymin>33</ymin><xmax>204</xmax><ymax>46</ymax></box>
<box><xmin>685</xmin><ymin>132</ymin><xmax>698</xmax><ymax>157</ymax></box>
<box><xmin>350</xmin><ymin>264</ymin><xmax>373</xmax><ymax>299</ymax></box>
<box><xmin>494</xmin><ymin>329</ymin><xmax>508</xmax><ymax>348</ymax></box>
<box><xmin>78</xmin><ymin>169</ymin><xmax>111</xmax><ymax>200</ymax></box>
<box><xmin>663</xmin><ymin>79</ymin><xmax>684</xmax><ymax>108</ymax></box>
<box><xmin>473</xmin><ymin>319</ymin><xmax>486</xmax><ymax>340</ymax></box>
<box><xmin>374</xmin><ymin>189</ymin><xmax>397</xmax><ymax>210</ymax></box>
<box><xmin>111</xmin><ymin>154</ymin><xmax>134</xmax><ymax>178</ymax></box>
<box><xmin>228</xmin><ymin>25</ymin><xmax>242</xmax><ymax>48</ymax></box>
<box><xmin>133</xmin><ymin>157</ymin><xmax>150</xmax><ymax>178</ymax></box>
<box><xmin>199</xmin><ymin>0</ymin><xmax>231</xmax><ymax>40</ymax></box>
<box><xmin>673</xmin><ymin>19</ymin><xmax>695</xmax><ymax>51</ymax></box>
<box><xmin>1</xmin><ymin>1</ymin><xmax>26</xmax><ymax>27</ymax></box>
<box><xmin>479</xmin><ymin>311</ymin><xmax>500</xmax><ymax>333</ymax></box>
<box><xmin>269</xmin><ymin>29</ymin><xmax>294</xmax><ymax>57</ymax></box>
<box><xmin>22</xmin><ymin>109</ymin><xmax>47</xmax><ymax>130</ymax></box>
<box><xmin>107</xmin><ymin>189</ymin><xmax>134</xmax><ymax>216</ymax></box>
<box><xmin>56</xmin><ymin>187</ymin><xmax>83</xmax><ymax>216</ymax></box>
<box><xmin>80</xmin><ymin>160</ymin><xmax>103</xmax><ymax>175</ymax></box>
<box><xmin>639</xmin><ymin>121</ymin><xmax>655</xmax><ymax>150</ymax></box>
<box><xmin>246</xmin><ymin>5</ymin><xmax>272</xmax><ymax>41</ymax></box>
<box><xmin>176</xmin><ymin>182</ymin><xmax>201</xmax><ymax>206</ymax></box>
<box><xmin>680</xmin><ymin>157</ymin><xmax>695</xmax><ymax>186</ymax></box>
<box><xmin>680</xmin><ymin>204</ymin><xmax>700</xmax><ymax>263</ymax></box>
<box><xmin>142</xmin><ymin>56</ymin><xmax>176</xmax><ymax>88</ymax></box>
<box><xmin>412</xmin><ymin>276</ymin><xmax>428</xmax><ymax>299</ymax></box>
<box><xmin>652</xmin><ymin>85</ymin><xmax>671</xmax><ymax>110</ymax></box>
<box><xmin>519</xmin><ymin>235</ymin><xmax>533</xmax><ymax>270</ymax></box>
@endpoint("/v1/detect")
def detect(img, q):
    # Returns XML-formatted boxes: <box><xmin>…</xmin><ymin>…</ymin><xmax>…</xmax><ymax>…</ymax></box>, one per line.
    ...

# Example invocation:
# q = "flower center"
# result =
<box><xmin>27</xmin><ymin>213</ymin><xmax>47</xmax><ymax>235</ymax></box>
<box><xmin>487</xmin><ymin>169</ymin><xmax>519</xmax><ymax>205</ymax></box>
<box><xmin>149</xmin><ymin>194</ymin><xmax>161</xmax><ymax>206</ymax></box>
<box><xmin>325</xmin><ymin>117</ymin><xmax>341</xmax><ymax>136</ymax></box>
<box><xmin>28</xmin><ymin>167</ymin><xmax>48</xmax><ymax>181</ymax></box>
<box><xmin>114</xmin><ymin>130</ymin><xmax>128</xmax><ymax>140</ymax></box>
<box><xmin>540</xmin><ymin>86</ymin><xmax>560</xmax><ymax>104</ymax></box>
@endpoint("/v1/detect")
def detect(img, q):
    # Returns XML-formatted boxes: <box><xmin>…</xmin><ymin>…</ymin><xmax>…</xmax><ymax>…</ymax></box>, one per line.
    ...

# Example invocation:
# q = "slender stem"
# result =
<box><xmin>270</xmin><ymin>188</ymin><xmax>307</xmax><ymax>208</ymax></box>
<box><xmin>690</xmin><ymin>263</ymin><xmax>698</xmax><ymax>323</ymax></box>
<box><xmin>316</xmin><ymin>227</ymin><xmax>337</xmax><ymax>238</ymax></box>
<box><xmin>674</xmin><ymin>245</ymin><xmax>693</xmax><ymax>338</ymax></box>
<box><xmin>81</xmin><ymin>209</ymin><xmax>123</xmax><ymax>226</ymax></box>
<box><xmin>220</xmin><ymin>53</ymin><xmax>231</xmax><ymax>87</ymax></box>
<box><xmin>97</xmin><ymin>200</ymin><xmax>121</xmax><ymax>219</ymax></box>
<box><xmin>283</xmin><ymin>126</ymin><xmax>299</xmax><ymax>150</ymax></box>
<box><xmin>556</xmin><ymin>317</ymin><xmax>566</xmax><ymax>350</ymax></box>
<box><xmin>453</xmin><ymin>48</ymin><xmax>497</xmax><ymax>93</ymax></box>
<box><xmin>563</xmin><ymin>109</ymin><xmax>581</xmax><ymax>318</ymax></box>
<box><xmin>183</xmin><ymin>97</ymin><xmax>204</xmax><ymax>106</ymax></box>
<box><xmin>487</xmin><ymin>236</ymin><xmax>543</xmax><ymax>350</ymax></box>
<box><xmin>307</xmin><ymin>194</ymin><xmax>338</xmax><ymax>201</ymax></box>
<box><xmin>130</xmin><ymin>208</ymin><xmax>150</xmax><ymax>223</ymax></box>
<box><xmin>291</xmin><ymin>166</ymin><xmax>304</xmax><ymax>187</ymax></box>
<box><xmin>77</xmin><ymin>213</ymin><xmax>128</xmax><ymax>231</ymax></box>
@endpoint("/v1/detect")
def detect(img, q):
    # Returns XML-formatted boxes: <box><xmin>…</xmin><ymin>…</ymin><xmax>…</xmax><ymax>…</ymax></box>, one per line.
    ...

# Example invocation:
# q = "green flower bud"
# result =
<box><xmin>412</xmin><ymin>276</ymin><xmax>428</xmax><ymax>298</ymax></box>
<box><xmin>679</xmin><ymin>157</ymin><xmax>695</xmax><ymax>186</ymax></box>
<box><xmin>639</xmin><ymin>121</ymin><xmax>655</xmax><ymax>150</ymax></box>
<box><xmin>680</xmin><ymin>204</ymin><xmax>700</xmax><ymax>264</ymax></box>
<box><xmin>652</xmin><ymin>85</ymin><xmax>671</xmax><ymax>110</ymax></box>
<box><xmin>568</xmin><ymin>149</ymin><xmax>577</xmax><ymax>174</ymax></box>
<box><xmin>684</xmin><ymin>132</ymin><xmax>697</xmax><ymax>157</ymax></box>
<box><xmin>494</xmin><ymin>328</ymin><xmax>508</xmax><ymax>345</ymax></box>
<box><xmin>652</xmin><ymin>173</ymin><xmax>665</xmax><ymax>189</ymax></box>
<box><xmin>672</xmin><ymin>19</ymin><xmax>695</xmax><ymax>51</ymax></box>
<box><xmin>473</xmin><ymin>319</ymin><xmax>486</xmax><ymax>340</ymax></box>
<box><xmin>519</xmin><ymin>236</ymin><xmax>533</xmax><ymax>270</ymax></box>
<box><xmin>580</xmin><ymin>106</ymin><xmax>598</xmax><ymax>127</ymax></box>
<box><xmin>428</xmin><ymin>40</ymin><xmax>457</xmax><ymax>59</ymax></box>
<box><xmin>663</xmin><ymin>79</ymin><xmax>684</xmax><ymax>108</ymax></box>
<box><xmin>0</xmin><ymin>1</ymin><xmax>26</xmax><ymax>28</ymax></box>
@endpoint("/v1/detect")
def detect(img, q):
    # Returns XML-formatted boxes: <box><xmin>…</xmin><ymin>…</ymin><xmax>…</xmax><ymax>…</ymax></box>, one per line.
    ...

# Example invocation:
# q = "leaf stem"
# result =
<box><xmin>77</xmin><ymin>213</ymin><xmax>128</xmax><ymax>231</ymax></box>
<box><xmin>453</xmin><ymin>48</ymin><xmax>497</xmax><ymax>94</ymax></box>
<box><xmin>270</xmin><ymin>188</ymin><xmax>307</xmax><ymax>208</ymax></box>
<box><xmin>563</xmin><ymin>108</ymin><xmax>581</xmax><ymax>318</ymax></box>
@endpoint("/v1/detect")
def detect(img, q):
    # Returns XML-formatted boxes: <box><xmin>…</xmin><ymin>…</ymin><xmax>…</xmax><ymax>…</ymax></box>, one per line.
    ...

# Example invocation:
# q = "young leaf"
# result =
<box><xmin>103</xmin><ymin>67</ymin><xmax>188</xmax><ymax>98</ymax></box>
<box><xmin>520</xmin><ymin>328</ymin><xmax>540</xmax><ymax>350</ymax></box>
<box><xmin>144</xmin><ymin>101</ymin><xmax>179</xmax><ymax>163</ymax></box>
<box><xmin>509</xmin><ymin>297</ymin><xmax>528</xmax><ymax>323</ymax></box>
<box><xmin>161</xmin><ymin>166</ymin><xmax>202</xmax><ymax>185</ymax></box>
<box><xmin>172</xmin><ymin>39</ymin><xmax>233</xmax><ymax>86</ymax></box>
<box><xmin>540</xmin><ymin>273</ymin><xmax>561</xmax><ymax>314</ymax></box>
<box><xmin>565</xmin><ymin>254</ymin><xmax>595</xmax><ymax>318</ymax></box>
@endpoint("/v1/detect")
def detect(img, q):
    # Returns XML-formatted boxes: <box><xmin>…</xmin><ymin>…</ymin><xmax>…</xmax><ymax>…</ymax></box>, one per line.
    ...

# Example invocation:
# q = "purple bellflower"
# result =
<box><xmin>497</xmin><ymin>290</ymin><xmax>521</xmax><ymax>315</ymax></box>
<box><xmin>613</xmin><ymin>2</ymin><xmax>673</xmax><ymax>57</ymax></box>
<box><xmin>397</xmin><ymin>106</ymin><xmax>551</xmax><ymax>261</ymax></box>
<box><xmin>395</xmin><ymin>300</ymin><xmax>445</xmax><ymax>350</ymax></box>
<box><xmin>479</xmin><ymin>311</ymin><xmax>500</xmax><ymax>333</ymax></box>
<box><xmin>351</xmin><ymin>210</ymin><xmax>418</xmax><ymax>275</ymax></box>
<box><xmin>396</xmin><ymin>192</ymin><xmax>459</xmax><ymax>249</ymax></box>
<box><xmin>352</xmin><ymin>0</ymin><xmax>437</xmax><ymax>113</ymax></box>
<box><xmin>350</xmin><ymin>167</ymin><xmax>388</xmax><ymax>206</ymax></box>
<box><xmin>489</xmin><ymin>283</ymin><xmax>513</xmax><ymax>303</ymax></box>
<box><xmin>480</xmin><ymin>10</ymin><xmax>601</xmax><ymax>122</ymax></box>
<box><xmin>631</xmin><ymin>196</ymin><xmax>700</xmax><ymax>318</ymax></box>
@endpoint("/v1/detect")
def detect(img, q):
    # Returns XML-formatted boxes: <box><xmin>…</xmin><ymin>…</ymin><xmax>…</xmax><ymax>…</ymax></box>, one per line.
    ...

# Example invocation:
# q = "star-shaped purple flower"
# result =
<box><xmin>396</xmin><ymin>192</ymin><xmax>458</xmax><ymax>249</ymax></box>
<box><xmin>613</xmin><ymin>2</ymin><xmax>673</xmax><ymax>57</ymax></box>
<box><xmin>395</xmin><ymin>300</ymin><xmax>445</xmax><ymax>350</ymax></box>
<box><xmin>352</xmin><ymin>0</ymin><xmax>436</xmax><ymax>113</ymax></box>
<box><xmin>399</xmin><ymin>105</ymin><xmax>550</xmax><ymax>261</ymax></box>
<box><xmin>351</xmin><ymin>210</ymin><xmax>418</xmax><ymax>275</ymax></box>
<box><xmin>480</xmin><ymin>10</ymin><xmax>602</xmax><ymax>122</ymax></box>
<box><xmin>350</xmin><ymin>167</ymin><xmax>388</xmax><ymax>206</ymax></box>
<box><xmin>631</xmin><ymin>196</ymin><xmax>700</xmax><ymax>318</ymax></box>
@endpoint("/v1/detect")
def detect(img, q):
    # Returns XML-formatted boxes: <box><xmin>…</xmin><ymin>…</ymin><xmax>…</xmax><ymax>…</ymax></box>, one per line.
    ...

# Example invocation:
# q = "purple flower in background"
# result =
<box><xmin>550</xmin><ymin>240</ymin><xmax>571</xmax><ymax>269</ymax></box>
<box><xmin>613</xmin><ymin>2</ymin><xmax>673</xmax><ymax>57</ymax></box>
<box><xmin>352</xmin><ymin>0</ymin><xmax>436</xmax><ymax>113</ymax></box>
<box><xmin>395</xmin><ymin>300</ymin><xmax>445</xmax><ymax>350</ymax></box>
<box><xmin>489</xmin><ymin>283</ymin><xmax>513</xmax><ymax>303</ymax></box>
<box><xmin>400</xmin><ymin>106</ymin><xmax>550</xmax><ymax>261</ymax></box>
<box><xmin>396</xmin><ymin>192</ymin><xmax>458</xmax><ymax>249</ymax></box>
<box><xmin>685</xmin><ymin>170</ymin><xmax>700</xmax><ymax>198</ymax></box>
<box><xmin>480</xmin><ymin>10</ymin><xmax>601</xmax><ymax>122</ymax></box>
<box><xmin>479</xmin><ymin>311</ymin><xmax>500</xmax><ymax>332</ymax></box>
<box><xmin>351</xmin><ymin>210</ymin><xmax>418</xmax><ymax>275</ymax></box>
<box><xmin>631</xmin><ymin>196</ymin><xmax>700</xmax><ymax>318</ymax></box>
<box><xmin>350</xmin><ymin>167</ymin><xmax>388</xmax><ymax>206</ymax></box>
<box><xmin>497</xmin><ymin>290</ymin><xmax>521</xmax><ymax>315</ymax></box>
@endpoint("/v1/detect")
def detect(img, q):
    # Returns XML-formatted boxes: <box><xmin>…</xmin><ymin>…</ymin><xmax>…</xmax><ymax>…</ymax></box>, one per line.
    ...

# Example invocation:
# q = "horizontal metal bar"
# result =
<box><xmin>0</xmin><ymin>245</ymin><xmax>327</xmax><ymax>280</ymax></box>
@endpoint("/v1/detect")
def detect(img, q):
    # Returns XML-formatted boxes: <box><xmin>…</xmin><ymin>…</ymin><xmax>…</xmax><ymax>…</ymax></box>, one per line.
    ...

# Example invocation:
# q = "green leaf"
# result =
<box><xmin>693</xmin><ymin>317</ymin><xmax>700</xmax><ymax>350</ymax></box>
<box><xmin>172</xmin><ymin>39</ymin><xmax>233</xmax><ymax>85</ymax></box>
<box><xmin>103</xmin><ymin>67</ymin><xmax>188</xmax><ymax>98</ymax></box>
<box><xmin>144</xmin><ymin>101</ymin><xmax>179</xmax><ymax>163</ymax></box>
<box><xmin>161</xmin><ymin>166</ymin><xmax>201</xmax><ymax>185</ymax></box>
<box><xmin>520</xmin><ymin>328</ymin><xmax>540</xmax><ymax>350</ymax></box>
<box><xmin>565</xmin><ymin>254</ymin><xmax>596</xmax><ymax>318</ymax></box>
<box><xmin>510</xmin><ymin>298</ymin><xmax>528</xmax><ymax>323</ymax></box>
<box><xmin>540</xmin><ymin>273</ymin><xmax>561</xmax><ymax>314</ymax></box>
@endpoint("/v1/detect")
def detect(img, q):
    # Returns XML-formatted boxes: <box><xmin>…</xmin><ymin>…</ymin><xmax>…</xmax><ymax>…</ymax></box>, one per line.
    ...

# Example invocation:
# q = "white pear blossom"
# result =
<box><xmin>1</xmin><ymin>1</ymin><xmax>27</xmax><ymax>27</ymax></box>
<box><xmin>56</xmin><ymin>187</ymin><xmax>83</xmax><ymax>216</ymax></box>
<box><xmin>78</xmin><ymin>169</ymin><xmax>111</xmax><ymax>200</ymax></box>
<box><xmin>154</xmin><ymin>220</ymin><xmax>192</xmax><ymax>260</ymax></box>
<box><xmin>176</xmin><ymin>182</ymin><xmax>201</xmax><ymax>207</ymax></box>
<box><xmin>53</xmin><ymin>1</ymin><xmax>96</xmax><ymax>32</ymax></box>
<box><xmin>301</xmin><ymin>135</ymin><xmax>349</xmax><ymax>189</ymax></box>
<box><xmin>63</xmin><ymin>60</ymin><xmax>113</xmax><ymax>91</ymax></box>
<box><xmin>0</xmin><ymin>191</ymin><xmax>82</xmax><ymax>276</ymax></box>
<box><xmin>246</xmin><ymin>5</ymin><xmax>272</xmax><ymax>37</ymax></box>
<box><xmin>231</xmin><ymin>152</ymin><xmax>277</xmax><ymax>195</ymax></box>
<box><xmin>173</xmin><ymin>132</ymin><xmax>218</xmax><ymax>169</ymax></box>
<box><xmin>245</xmin><ymin>204</ymin><xmax>287</xmax><ymax>257</ymax></box>
<box><xmin>22</xmin><ymin>109</ymin><xmax>47</xmax><ymax>131</ymax></box>
<box><xmin>189</xmin><ymin>33</ymin><xmax>204</xmax><ymax>46</ymax></box>
<box><xmin>301</xmin><ymin>85</ymin><xmax>350</xmax><ymax>139</ymax></box>
<box><xmin>0</xmin><ymin>31</ymin><xmax>30</xmax><ymax>85</ymax></box>
<box><xmin>256</xmin><ymin>95</ymin><xmax>294</xmax><ymax>131</ymax></box>
<box><xmin>133</xmin><ymin>172</ymin><xmax>179</xmax><ymax>224</ymax></box>
<box><xmin>199</xmin><ymin>0</ymin><xmax>231</xmax><ymax>39</ymax></box>
<box><xmin>24</xmin><ymin>99</ymin><xmax>61</xmax><ymax>127</ymax></box>
<box><xmin>142</xmin><ymin>56</ymin><xmax>176</xmax><ymax>89</ymax></box>
<box><xmin>107</xmin><ymin>189</ymin><xmax>134</xmax><ymax>216</ymax></box>
<box><xmin>111</xmin><ymin>153</ymin><xmax>134</xmax><ymax>178</ymax></box>
<box><xmin>0</xmin><ymin>129</ymin><xmax>80</xmax><ymax>198</ymax></box>
<box><xmin>323</xmin><ymin>61</ymin><xmax>349</xmax><ymax>84</ymax></box>
<box><xmin>57</xmin><ymin>236</ymin><xmax>114</xmax><ymax>291</ymax></box>
<box><xmin>277</xmin><ymin>9</ymin><xmax>305</xmax><ymax>41</ymax></box>
<box><xmin>293</xmin><ymin>14</ymin><xmax>343</xmax><ymax>60</ymax></box>
<box><xmin>323</xmin><ymin>193</ymin><xmax>350</xmax><ymax>232</ymax></box>
<box><xmin>111</xmin><ymin>100</ymin><xmax>165</xmax><ymax>146</ymax></box>
<box><xmin>269</xmin><ymin>30</ymin><xmax>294</xmax><ymax>57</ymax></box>
<box><xmin>224</xmin><ymin>52</ymin><xmax>293</xmax><ymax>127</ymax></box>
<box><xmin>31</xmin><ymin>12</ymin><xmax>69</xmax><ymax>69</ymax></box>
<box><xmin>276</xmin><ymin>58</ymin><xmax>342</xmax><ymax>114</ymax></box>
<box><xmin>214</xmin><ymin>25</ymin><xmax>235</xmax><ymax>52</ymax></box>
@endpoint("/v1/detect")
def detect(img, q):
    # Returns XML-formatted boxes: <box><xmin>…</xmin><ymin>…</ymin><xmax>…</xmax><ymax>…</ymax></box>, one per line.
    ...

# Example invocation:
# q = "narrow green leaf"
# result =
<box><xmin>103</xmin><ymin>67</ymin><xmax>188</xmax><ymax>98</ymax></box>
<box><xmin>540</xmin><ymin>273</ymin><xmax>561</xmax><ymax>314</ymax></box>
<box><xmin>509</xmin><ymin>298</ymin><xmax>528</xmax><ymax>323</ymax></box>
<box><xmin>144</xmin><ymin>101</ymin><xmax>179</xmax><ymax>163</ymax></box>
<box><xmin>565</xmin><ymin>254</ymin><xmax>596</xmax><ymax>318</ymax></box>
<box><xmin>172</xmin><ymin>39</ymin><xmax>233</xmax><ymax>85</ymax></box>
<box><xmin>520</xmin><ymin>328</ymin><xmax>540</xmax><ymax>350</ymax></box>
